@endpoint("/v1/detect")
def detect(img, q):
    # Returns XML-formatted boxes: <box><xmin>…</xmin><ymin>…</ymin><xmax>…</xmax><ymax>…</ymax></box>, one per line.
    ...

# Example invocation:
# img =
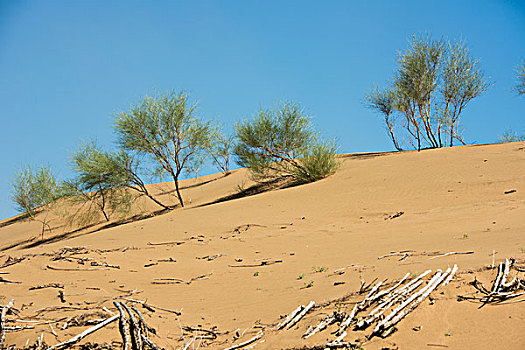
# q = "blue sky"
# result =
<box><xmin>1</xmin><ymin>0</ymin><xmax>524</xmax><ymax>219</ymax></box>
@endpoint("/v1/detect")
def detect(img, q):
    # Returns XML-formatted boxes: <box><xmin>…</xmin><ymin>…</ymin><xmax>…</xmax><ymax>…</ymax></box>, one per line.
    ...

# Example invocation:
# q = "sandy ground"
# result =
<box><xmin>1</xmin><ymin>141</ymin><xmax>524</xmax><ymax>349</ymax></box>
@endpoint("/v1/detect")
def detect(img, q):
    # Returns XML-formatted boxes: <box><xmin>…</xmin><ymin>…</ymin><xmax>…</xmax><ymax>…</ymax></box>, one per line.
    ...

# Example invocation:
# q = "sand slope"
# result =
<box><xmin>1</xmin><ymin>142</ymin><xmax>524</xmax><ymax>349</ymax></box>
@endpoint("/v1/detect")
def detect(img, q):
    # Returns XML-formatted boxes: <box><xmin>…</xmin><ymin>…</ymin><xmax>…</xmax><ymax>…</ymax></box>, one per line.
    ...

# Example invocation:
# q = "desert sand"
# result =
<box><xmin>1</xmin><ymin>141</ymin><xmax>524</xmax><ymax>349</ymax></box>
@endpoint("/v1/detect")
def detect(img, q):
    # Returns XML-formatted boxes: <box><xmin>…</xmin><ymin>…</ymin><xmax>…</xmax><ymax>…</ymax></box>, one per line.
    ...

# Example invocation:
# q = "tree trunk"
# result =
<box><xmin>174</xmin><ymin>177</ymin><xmax>184</xmax><ymax>208</ymax></box>
<box><xmin>449</xmin><ymin>124</ymin><xmax>454</xmax><ymax>147</ymax></box>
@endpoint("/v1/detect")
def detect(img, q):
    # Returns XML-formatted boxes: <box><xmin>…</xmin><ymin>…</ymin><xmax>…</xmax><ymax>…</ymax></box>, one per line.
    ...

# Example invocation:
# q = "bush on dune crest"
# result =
<box><xmin>366</xmin><ymin>34</ymin><xmax>490</xmax><ymax>151</ymax></box>
<box><xmin>234</xmin><ymin>102</ymin><xmax>339</xmax><ymax>184</ymax></box>
<box><xmin>10</xmin><ymin>165</ymin><xmax>68</xmax><ymax>239</ymax></box>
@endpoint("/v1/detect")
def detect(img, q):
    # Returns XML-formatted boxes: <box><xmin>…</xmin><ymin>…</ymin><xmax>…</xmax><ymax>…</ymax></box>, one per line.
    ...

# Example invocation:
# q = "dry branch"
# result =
<box><xmin>0</xmin><ymin>277</ymin><xmax>21</xmax><ymax>284</ymax></box>
<box><xmin>376</xmin><ymin>267</ymin><xmax>453</xmax><ymax>336</ymax></box>
<box><xmin>1</xmin><ymin>299</ymin><xmax>14</xmax><ymax>349</ymax></box>
<box><xmin>47</xmin><ymin>314</ymin><xmax>118</xmax><ymax>350</ymax></box>
<box><xmin>46</xmin><ymin>265</ymin><xmax>109</xmax><ymax>271</ymax></box>
<box><xmin>114</xmin><ymin>302</ymin><xmax>131</xmax><ymax>350</ymax></box>
<box><xmin>224</xmin><ymin>331</ymin><xmax>263</xmax><ymax>350</ymax></box>
<box><xmin>277</xmin><ymin>305</ymin><xmax>303</xmax><ymax>330</ymax></box>
<box><xmin>429</xmin><ymin>251</ymin><xmax>474</xmax><ymax>259</ymax></box>
<box><xmin>286</xmin><ymin>301</ymin><xmax>315</xmax><ymax>329</ymax></box>
<box><xmin>0</xmin><ymin>257</ymin><xmax>25</xmax><ymax>269</ymax></box>
<box><xmin>335</xmin><ymin>303</ymin><xmax>358</xmax><ymax>336</ymax></box>
<box><xmin>228</xmin><ymin>260</ymin><xmax>282</xmax><ymax>268</ymax></box>
<box><xmin>123</xmin><ymin>299</ymin><xmax>181</xmax><ymax>316</ymax></box>
<box><xmin>303</xmin><ymin>312</ymin><xmax>337</xmax><ymax>339</ymax></box>
<box><xmin>29</xmin><ymin>283</ymin><xmax>64</xmax><ymax>290</ymax></box>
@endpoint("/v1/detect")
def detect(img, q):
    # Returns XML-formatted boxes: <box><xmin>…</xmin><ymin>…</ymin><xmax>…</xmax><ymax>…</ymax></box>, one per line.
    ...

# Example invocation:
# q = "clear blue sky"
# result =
<box><xmin>1</xmin><ymin>0</ymin><xmax>524</xmax><ymax>219</ymax></box>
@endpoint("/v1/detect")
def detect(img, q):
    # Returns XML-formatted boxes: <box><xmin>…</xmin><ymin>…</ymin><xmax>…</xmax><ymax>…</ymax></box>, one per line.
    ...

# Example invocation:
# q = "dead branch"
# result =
<box><xmin>123</xmin><ymin>299</ymin><xmax>181</xmax><ymax>316</ymax></box>
<box><xmin>47</xmin><ymin>314</ymin><xmax>118</xmax><ymax>350</ymax></box>
<box><xmin>90</xmin><ymin>262</ymin><xmax>120</xmax><ymax>269</ymax></box>
<box><xmin>228</xmin><ymin>260</ymin><xmax>283</xmax><ymax>268</ymax></box>
<box><xmin>224</xmin><ymin>331</ymin><xmax>263</xmax><ymax>350</ymax></box>
<box><xmin>29</xmin><ymin>283</ymin><xmax>64</xmax><ymax>290</ymax></box>
<box><xmin>377</xmin><ymin>267</ymin><xmax>453</xmax><ymax>337</ymax></box>
<box><xmin>429</xmin><ymin>251</ymin><xmax>474</xmax><ymax>259</ymax></box>
<box><xmin>286</xmin><ymin>301</ymin><xmax>315</xmax><ymax>329</ymax></box>
<box><xmin>46</xmin><ymin>265</ymin><xmax>109</xmax><ymax>271</ymax></box>
<box><xmin>303</xmin><ymin>312</ymin><xmax>337</xmax><ymax>339</ymax></box>
<box><xmin>1</xmin><ymin>299</ymin><xmax>14</xmax><ymax>349</ymax></box>
<box><xmin>0</xmin><ymin>277</ymin><xmax>21</xmax><ymax>284</ymax></box>
<box><xmin>335</xmin><ymin>303</ymin><xmax>358</xmax><ymax>336</ymax></box>
<box><xmin>0</xmin><ymin>257</ymin><xmax>25</xmax><ymax>269</ymax></box>
<box><xmin>182</xmin><ymin>326</ymin><xmax>218</xmax><ymax>340</ymax></box>
<box><xmin>147</xmin><ymin>241</ymin><xmax>184</xmax><ymax>246</ymax></box>
<box><xmin>277</xmin><ymin>305</ymin><xmax>303</xmax><ymax>330</ymax></box>
<box><xmin>151</xmin><ymin>272</ymin><xmax>212</xmax><ymax>285</ymax></box>
<box><xmin>114</xmin><ymin>302</ymin><xmax>131</xmax><ymax>350</ymax></box>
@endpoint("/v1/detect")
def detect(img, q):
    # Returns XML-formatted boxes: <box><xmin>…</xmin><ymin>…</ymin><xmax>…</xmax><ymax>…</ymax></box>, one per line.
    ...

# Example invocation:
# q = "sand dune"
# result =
<box><xmin>1</xmin><ymin>142</ymin><xmax>524</xmax><ymax>349</ymax></box>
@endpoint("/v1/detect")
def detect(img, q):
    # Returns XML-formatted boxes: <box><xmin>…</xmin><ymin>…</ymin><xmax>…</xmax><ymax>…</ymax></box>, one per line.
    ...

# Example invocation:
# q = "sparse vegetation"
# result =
<box><xmin>235</xmin><ymin>102</ymin><xmax>338</xmax><ymax>183</ymax></box>
<box><xmin>366</xmin><ymin>34</ymin><xmax>490</xmax><ymax>151</ymax></box>
<box><xmin>298</xmin><ymin>273</ymin><xmax>305</xmax><ymax>280</ymax></box>
<box><xmin>312</xmin><ymin>266</ymin><xmax>328</xmax><ymax>273</ymax></box>
<box><xmin>304</xmin><ymin>281</ymin><xmax>314</xmax><ymax>288</ymax></box>
<box><xmin>499</xmin><ymin>130</ymin><xmax>525</xmax><ymax>143</ymax></box>
<box><xmin>10</xmin><ymin>165</ymin><xmax>67</xmax><ymax>239</ymax></box>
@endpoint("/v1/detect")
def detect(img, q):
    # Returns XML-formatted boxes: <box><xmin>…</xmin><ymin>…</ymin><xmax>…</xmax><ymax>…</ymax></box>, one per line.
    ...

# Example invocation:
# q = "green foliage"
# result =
<box><xmin>312</xmin><ymin>266</ymin><xmax>328</xmax><ymax>273</ymax></box>
<box><xmin>115</xmin><ymin>90</ymin><xmax>215</xmax><ymax>207</ymax></box>
<box><xmin>367</xmin><ymin>34</ymin><xmax>490</xmax><ymax>150</ymax></box>
<box><xmin>298</xmin><ymin>273</ymin><xmax>305</xmax><ymax>280</ymax></box>
<box><xmin>66</xmin><ymin>142</ymin><xmax>134</xmax><ymax>226</ymax></box>
<box><xmin>499</xmin><ymin>130</ymin><xmax>525</xmax><ymax>143</ymax></box>
<box><xmin>207</xmin><ymin>128</ymin><xmax>234</xmax><ymax>175</ymax></box>
<box><xmin>304</xmin><ymin>280</ymin><xmax>314</xmax><ymax>288</ymax></box>
<box><xmin>234</xmin><ymin>102</ymin><xmax>338</xmax><ymax>183</ymax></box>
<box><xmin>10</xmin><ymin>165</ymin><xmax>67</xmax><ymax>238</ymax></box>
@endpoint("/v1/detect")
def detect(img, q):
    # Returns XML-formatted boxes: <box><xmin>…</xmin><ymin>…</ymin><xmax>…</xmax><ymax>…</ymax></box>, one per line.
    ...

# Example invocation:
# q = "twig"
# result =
<box><xmin>123</xmin><ymin>298</ymin><xmax>181</xmax><ymax>316</ymax></box>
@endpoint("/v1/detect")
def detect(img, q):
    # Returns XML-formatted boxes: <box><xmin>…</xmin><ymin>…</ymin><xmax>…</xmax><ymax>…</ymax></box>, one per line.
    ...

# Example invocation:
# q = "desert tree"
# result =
<box><xmin>207</xmin><ymin>128</ymin><xmax>234</xmax><ymax>175</ymax></box>
<box><xmin>71</xmin><ymin>145</ymin><xmax>173</xmax><ymax>211</ymax></box>
<box><xmin>516</xmin><ymin>60</ymin><xmax>525</xmax><ymax>96</ymax></box>
<box><xmin>366</xmin><ymin>35</ymin><xmax>490</xmax><ymax>151</ymax></box>
<box><xmin>234</xmin><ymin>102</ymin><xmax>339</xmax><ymax>183</ymax></box>
<box><xmin>365</xmin><ymin>87</ymin><xmax>402</xmax><ymax>151</ymax></box>
<box><xmin>10</xmin><ymin>165</ymin><xmax>66</xmax><ymax>239</ymax></box>
<box><xmin>65</xmin><ymin>142</ymin><xmax>134</xmax><ymax>227</ymax></box>
<box><xmin>115</xmin><ymin>91</ymin><xmax>214</xmax><ymax>207</ymax></box>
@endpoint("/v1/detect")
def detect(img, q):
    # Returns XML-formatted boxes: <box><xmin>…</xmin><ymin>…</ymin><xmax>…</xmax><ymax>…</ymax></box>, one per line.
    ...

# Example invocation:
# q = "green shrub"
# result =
<box><xmin>234</xmin><ymin>102</ymin><xmax>338</xmax><ymax>184</ymax></box>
